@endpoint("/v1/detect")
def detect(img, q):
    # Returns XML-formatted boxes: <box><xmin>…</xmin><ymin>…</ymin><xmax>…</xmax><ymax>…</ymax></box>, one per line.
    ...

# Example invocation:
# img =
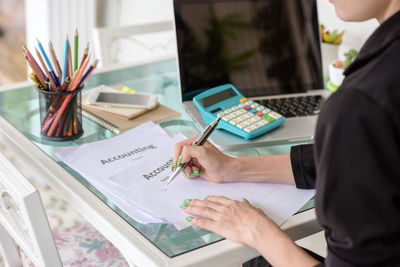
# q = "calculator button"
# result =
<box><xmin>225</xmin><ymin>108</ymin><xmax>234</xmax><ymax>113</ymax></box>
<box><xmin>256</xmin><ymin>112</ymin><xmax>264</xmax><ymax>117</ymax></box>
<box><xmin>263</xmin><ymin>108</ymin><xmax>271</xmax><ymax>114</ymax></box>
<box><xmin>229</xmin><ymin>118</ymin><xmax>242</xmax><ymax>125</ymax></box>
<box><xmin>250</xmin><ymin>103</ymin><xmax>259</xmax><ymax>108</ymax></box>
<box><xmin>248</xmin><ymin>117</ymin><xmax>261</xmax><ymax>123</ymax></box>
<box><xmin>252</xmin><ymin>122</ymin><xmax>264</xmax><ymax>129</ymax></box>
<box><xmin>242</xmin><ymin>113</ymin><xmax>253</xmax><ymax>119</ymax></box>
<box><xmin>237</xmin><ymin>109</ymin><xmax>246</xmax><ymax>115</ymax></box>
<box><xmin>230</xmin><ymin>111</ymin><xmax>241</xmax><ymax>118</ymax></box>
<box><xmin>239</xmin><ymin>98</ymin><xmax>247</xmax><ymax>103</ymax></box>
<box><xmin>246</xmin><ymin>100</ymin><xmax>254</xmax><ymax>105</ymax></box>
<box><xmin>259</xmin><ymin>120</ymin><xmax>269</xmax><ymax>126</ymax></box>
<box><xmin>244</xmin><ymin>125</ymin><xmax>257</xmax><ymax>133</ymax></box>
<box><xmin>237</xmin><ymin>114</ymin><xmax>248</xmax><ymax>121</ymax></box>
<box><xmin>256</xmin><ymin>106</ymin><xmax>264</xmax><ymax>111</ymax></box>
<box><xmin>268</xmin><ymin>111</ymin><xmax>282</xmax><ymax>119</ymax></box>
<box><xmin>262</xmin><ymin>115</ymin><xmax>275</xmax><ymax>122</ymax></box>
<box><xmin>217</xmin><ymin>112</ymin><xmax>224</xmax><ymax>117</ymax></box>
<box><xmin>237</xmin><ymin>121</ymin><xmax>251</xmax><ymax>129</ymax></box>
<box><xmin>249</xmin><ymin>109</ymin><xmax>257</xmax><ymax>114</ymax></box>
<box><xmin>222</xmin><ymin>114</ymin><xmax>234</xmax><ymax>121</ymax></box>
<box><xmin>231</xmin><ymin>106</ymin><xmax>240</xmax><ymax>111</ymax></box>
<box><xmin>238</xmin><ymin>103</ymin><xmax>246</xmax><ymax>108</ymax></box>
<box><xmin>244</xmin><ymin>106</ymin><xmax>252</xmax><ymax>111</ymax></box>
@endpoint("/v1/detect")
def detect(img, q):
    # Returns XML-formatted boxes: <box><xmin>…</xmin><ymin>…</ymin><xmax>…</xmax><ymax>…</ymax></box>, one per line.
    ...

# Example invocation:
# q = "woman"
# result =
<box><xmin>172</xmin><ymin>0</ymin><xmax>400</xmax><ymax>266</ymax></box>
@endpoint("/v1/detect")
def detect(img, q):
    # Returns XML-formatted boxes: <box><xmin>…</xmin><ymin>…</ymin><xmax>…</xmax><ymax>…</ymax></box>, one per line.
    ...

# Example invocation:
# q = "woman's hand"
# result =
<box><xmin>184</xmin><ymin>196</ymin><xmax>280</xmax><ymax>247</ymax></box>
<box><xmin>184</xmin><ymin>196</ymin><xmax>321</xmax><ymax>266</ymax></box>
<box><xmin>173</xmin><ymin>136</ymin><xmax>237</xmax><ymax>183</ymax></box>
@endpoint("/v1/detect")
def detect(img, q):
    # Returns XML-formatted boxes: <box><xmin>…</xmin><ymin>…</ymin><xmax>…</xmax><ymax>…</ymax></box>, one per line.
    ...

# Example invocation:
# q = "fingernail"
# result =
<box><xmin>177</xmin><ymin>156</ymin><xmax>183</xmax><ymax>167</ymax></box>
<box><xmin>186</xmin><ymin>216</ymin><xmax>193</xmax><ymax>222</ymax></box>
<box><xmin>191</xmin><ymin>170</ymin><xmax>199</xmax><ymax>176</ymax></box>
<box><xmin>242</xmin><ymin>197</ymin><xmax>249</xmax><ymax>203</ymax></box>
<box><xmin>199</xmin><ymin>170</ymin><xmax>204</xmax><ymax>175</ymax></box>
<box><xmin>183</xmin><ymin>199</ymin><xmax>192</xmax><ymax>206</ymax></box>
<box><xmin>171</xmin><ymin>164</ymin><xmax>176</xmax><ymax>172</ymax></box>
<box><xmin>183</xmin><ymin>171</ymin><xmax>192</xmax><ymax>179</ymax></box>
<box><xmin>203</xmin><ymin>195</ymin><xmax>209</xmax><ymax>201</ymax></box>
<box><xmin>180</xmin><ymin>204</ymin><xmax>187</xmax><ymax>209</ymax></box>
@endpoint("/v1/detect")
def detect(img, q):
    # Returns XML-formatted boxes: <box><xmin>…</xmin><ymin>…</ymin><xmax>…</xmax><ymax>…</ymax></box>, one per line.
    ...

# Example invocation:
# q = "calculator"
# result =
<box><xmin>193</xmin><ymin>84</ymin><xmax>285</xmax><ymax>139</ymax></box>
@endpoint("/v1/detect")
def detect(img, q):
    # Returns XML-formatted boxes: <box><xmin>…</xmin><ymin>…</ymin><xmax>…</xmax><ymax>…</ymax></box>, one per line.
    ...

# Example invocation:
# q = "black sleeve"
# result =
<box><xmin>290</xmin><ymin>144</ymin><xmax>316</xmax><ymax>189</ymax></box>
<box><xmin>314</xmin><ymin>89</ymin><xmax>400</xmax><ymax>266</ymax></box>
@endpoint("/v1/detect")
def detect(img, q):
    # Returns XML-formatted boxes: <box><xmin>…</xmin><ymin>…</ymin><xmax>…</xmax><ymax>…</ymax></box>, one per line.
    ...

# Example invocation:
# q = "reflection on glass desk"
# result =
<box><xmin>0</xmin><ymin>59</ymin><xmax>314</xmax><ymax>258</ymax></box>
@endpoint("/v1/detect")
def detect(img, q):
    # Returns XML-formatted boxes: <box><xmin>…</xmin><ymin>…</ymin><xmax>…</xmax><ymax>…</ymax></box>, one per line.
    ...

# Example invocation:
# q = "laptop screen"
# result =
<box><xmin>174</xmin><ymin>0</ymin><xmax>323</xmax><ymax>100</ymax></box>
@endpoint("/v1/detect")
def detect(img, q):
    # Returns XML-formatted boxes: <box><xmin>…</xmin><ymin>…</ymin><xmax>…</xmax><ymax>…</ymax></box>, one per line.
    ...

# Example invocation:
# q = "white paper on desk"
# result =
<box><xmin>56</xmin><ymin>121</ymin><xmax>174</xmax><ymax>224</ymax></box>
<box><xmin>57</xmin><ymin>121</ymin><xmax>174</xmax><ymax>181</ymax></box>
<box><xmin>107</xmin><ymin>135</ymin><xmax>315</xmax><ymax>230</ymax></box>
<box><xmin>56</xmin><ymin>121</ymin><xmax>315</xmax><ymax>230</ymax></box>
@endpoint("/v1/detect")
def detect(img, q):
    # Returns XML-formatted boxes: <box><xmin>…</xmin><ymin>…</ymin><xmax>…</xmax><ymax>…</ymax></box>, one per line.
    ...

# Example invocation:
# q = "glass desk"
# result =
<box><xmin>0</xmin><ymin>60</ymin><xmax>319</xmax><ymax>267</ymax></box>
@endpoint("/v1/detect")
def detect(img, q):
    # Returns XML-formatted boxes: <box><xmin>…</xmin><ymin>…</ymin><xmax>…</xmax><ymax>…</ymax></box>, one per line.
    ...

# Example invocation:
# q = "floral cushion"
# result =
<box><xmin>21</xmin><ymin>224</ymin><xmax>129</xmax><ymax>267</ymax></box>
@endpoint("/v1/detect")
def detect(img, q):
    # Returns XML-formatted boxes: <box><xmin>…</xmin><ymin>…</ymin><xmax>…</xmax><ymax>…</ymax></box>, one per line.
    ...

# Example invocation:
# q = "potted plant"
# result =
<box><xmin>320</xmin><ymin>24</ymin><xmax>344</xmax><ymax>80</ymax></box>
<box><xmin>328</xmin><ymin>49</ymin><xmax>358</xmax><ymax>92</ymax></box>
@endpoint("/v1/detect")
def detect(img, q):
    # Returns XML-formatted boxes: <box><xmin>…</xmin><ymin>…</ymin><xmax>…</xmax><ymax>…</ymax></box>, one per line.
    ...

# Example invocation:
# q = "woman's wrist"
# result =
<box><xmin>220</xmin><ymin>155</ymin><xmax>295</xmax><ymax>184</ymax></box>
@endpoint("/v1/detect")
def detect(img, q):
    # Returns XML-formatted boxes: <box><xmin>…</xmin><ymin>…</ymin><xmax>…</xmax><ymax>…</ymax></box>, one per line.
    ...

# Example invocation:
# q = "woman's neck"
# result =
<box><xmin>377</xmin><ymin>1</ymin><xmax>400</xmax><ymax>23</ymax></box>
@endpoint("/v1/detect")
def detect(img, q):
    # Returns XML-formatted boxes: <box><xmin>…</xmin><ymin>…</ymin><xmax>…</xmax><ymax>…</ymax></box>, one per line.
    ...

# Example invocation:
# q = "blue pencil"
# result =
<box><xmin>61</xmin><ymin>35</ymin><xmax>68</xmax><ymax>84</ymax></box>
<box><xmin>37</xmin><ymin>38</ymin><xmax>54</xmax><ymax>71</ymax></box>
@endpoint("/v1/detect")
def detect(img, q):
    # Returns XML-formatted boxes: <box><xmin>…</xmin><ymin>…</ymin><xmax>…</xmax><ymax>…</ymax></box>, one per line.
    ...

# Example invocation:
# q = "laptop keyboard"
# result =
<box><xmin>256</xmin><ymin>95</ymin><xmax>325</xmax><ymax>118</ymax></box>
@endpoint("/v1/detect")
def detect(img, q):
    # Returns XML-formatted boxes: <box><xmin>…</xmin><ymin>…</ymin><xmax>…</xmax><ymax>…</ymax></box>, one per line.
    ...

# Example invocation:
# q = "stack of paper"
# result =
<box><xmin>56</xmin><ymin>121</ymin><xmax>314</xmax><ymax>230</ymax></box>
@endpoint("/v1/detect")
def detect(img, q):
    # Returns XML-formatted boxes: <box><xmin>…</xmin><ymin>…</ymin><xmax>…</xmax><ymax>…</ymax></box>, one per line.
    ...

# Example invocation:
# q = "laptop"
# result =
<box><xmin>173</xmin><ymin>0</ymin><xmax>329</xmax><ymax>150</ymax></box>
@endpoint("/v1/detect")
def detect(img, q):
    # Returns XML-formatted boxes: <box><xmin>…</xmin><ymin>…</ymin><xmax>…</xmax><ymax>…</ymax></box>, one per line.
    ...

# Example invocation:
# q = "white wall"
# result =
<box><xmin>317</xmin><ymin>0</ymin><xmax>379</xmax><ymax>59</ymax></box>
<box><xmin>24</xmin><ymin>0</ymin><xmax>96</xmax><ymax>74</ymax></box>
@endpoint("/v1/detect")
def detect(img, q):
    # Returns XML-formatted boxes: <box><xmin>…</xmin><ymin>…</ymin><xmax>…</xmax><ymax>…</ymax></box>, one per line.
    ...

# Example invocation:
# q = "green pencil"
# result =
<box><xmin>74</xmin><ymin>29</ymin><xmax>78</xmax><ymax>71</ymax></box>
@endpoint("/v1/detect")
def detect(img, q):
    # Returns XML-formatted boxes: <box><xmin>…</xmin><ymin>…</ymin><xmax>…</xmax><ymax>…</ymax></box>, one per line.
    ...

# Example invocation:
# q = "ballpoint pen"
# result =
<box><xmin>166</xmin><ymin>116</ymin><xmax>221</xmax><ymax>185</ymax></box>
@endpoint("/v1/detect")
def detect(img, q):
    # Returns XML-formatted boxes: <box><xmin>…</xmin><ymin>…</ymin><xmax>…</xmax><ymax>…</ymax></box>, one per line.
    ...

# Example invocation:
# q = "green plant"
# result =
<box><xmin>344</xmin><ymin>49</ymin><xmax>358</xmax><ymax>68</ymax></box>
<box><xmin>320</xmin><ymin>24</ymin><xmax>344</xmax><ymax>45</ymax></box>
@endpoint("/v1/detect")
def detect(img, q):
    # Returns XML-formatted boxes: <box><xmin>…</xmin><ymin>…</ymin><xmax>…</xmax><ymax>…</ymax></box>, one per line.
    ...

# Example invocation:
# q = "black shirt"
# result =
<box><xmin>290</xmin><ymin>11</ymin><xmax>400</xmax><ymax>266</ymax></box>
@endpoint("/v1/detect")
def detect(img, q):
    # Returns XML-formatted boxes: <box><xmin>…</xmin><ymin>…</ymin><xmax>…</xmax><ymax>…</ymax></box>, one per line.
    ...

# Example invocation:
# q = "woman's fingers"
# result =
<box><xmin>173</xmin><ymin>135</ymin><xmax>198</xmax><ymax>167</ymax></box>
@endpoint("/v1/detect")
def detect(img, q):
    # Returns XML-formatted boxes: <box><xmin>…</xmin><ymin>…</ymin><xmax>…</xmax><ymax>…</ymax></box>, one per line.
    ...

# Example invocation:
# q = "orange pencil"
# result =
<box><xmin>68</xmin><ymin>55</ymin><xmax>90</xmax><ymax>91</ymax></box>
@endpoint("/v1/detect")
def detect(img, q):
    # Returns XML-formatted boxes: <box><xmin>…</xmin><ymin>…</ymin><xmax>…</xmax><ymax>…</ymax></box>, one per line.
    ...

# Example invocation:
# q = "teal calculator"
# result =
<box><xmin>193</xmin><ymin>84</ymin><xmax>285</xmax><ymax>139</ymax></box>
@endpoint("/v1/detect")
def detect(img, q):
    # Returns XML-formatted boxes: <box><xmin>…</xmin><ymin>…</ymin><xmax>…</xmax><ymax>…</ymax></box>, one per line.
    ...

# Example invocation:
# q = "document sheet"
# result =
<box><xmin>56</xmin><ymin>121</ymin><xmax>315</xmax><ymax>230</ymax></box>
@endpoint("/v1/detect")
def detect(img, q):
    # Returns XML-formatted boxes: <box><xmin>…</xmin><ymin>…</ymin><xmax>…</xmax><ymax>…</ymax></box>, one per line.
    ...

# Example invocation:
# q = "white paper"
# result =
<box><xmin>57</xmin><ymin>121</ymin><xmax>315</xmax><ymax>230</ymax></box>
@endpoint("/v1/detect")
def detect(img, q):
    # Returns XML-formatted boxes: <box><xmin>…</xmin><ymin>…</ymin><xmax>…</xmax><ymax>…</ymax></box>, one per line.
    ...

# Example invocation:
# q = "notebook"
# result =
<box><xmin>173</xmin><ymin>0</ymin><xmax>330</xmax><ymax>149</ymax></box>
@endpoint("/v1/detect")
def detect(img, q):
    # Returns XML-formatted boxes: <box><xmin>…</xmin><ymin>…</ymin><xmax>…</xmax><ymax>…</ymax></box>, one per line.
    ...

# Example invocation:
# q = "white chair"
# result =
<box><xmin>93</xmin><ymin>21</ymin><xmax>176</xmax><ymax>69</ymax></box>
<box><xmin>0</xmin><ymin>151</ymin><xmax>129</xmax><ymax>267</ymax></box>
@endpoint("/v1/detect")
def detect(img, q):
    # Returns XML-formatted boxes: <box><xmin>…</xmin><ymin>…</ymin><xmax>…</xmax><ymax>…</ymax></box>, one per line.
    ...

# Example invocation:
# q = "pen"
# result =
<box><xmin>166</xmin><ymin>116</ymin><xmax>221</xmax><ymax>185</ymax></box>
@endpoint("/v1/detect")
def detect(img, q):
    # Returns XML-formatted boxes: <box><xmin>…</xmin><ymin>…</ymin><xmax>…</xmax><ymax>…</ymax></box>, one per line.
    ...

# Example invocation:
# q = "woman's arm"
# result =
<box><xmin>173</xmin><ymin>136</ymin><xmax>295</xmax><ymax>185</ymax></box>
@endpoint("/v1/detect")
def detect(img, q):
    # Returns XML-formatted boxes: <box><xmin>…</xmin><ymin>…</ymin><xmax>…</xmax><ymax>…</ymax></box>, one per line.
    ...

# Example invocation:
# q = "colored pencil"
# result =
<box><xmin>74</xmin><ymin>29</ymin><xmax>78</xmax><ymax>71</ymax></box>
<box><xmin>68</xmin><ymin>38</ymin><xmax>73</xmax><ymax>78</ymax></box>
<box><xmin>68</xmin><ymin>55</ymin><xmax>90</xmax><ymax>92</ymax></box>
<box><xmin>77</xmin><ymin>59</ymin><xmax>99</xmax><ymax>88</ymax></box>
<box><xmin>49</xmin><ymin>41</ymin><xmax>62</xmax><ymax>83</ymax></box>
<box><xmin>35</xmin><ymin>47</ymin><xmax>57</xmax><ymax>92</ymax></box>
<box><xmin>47</xmin><ymin>56</ymin><xmax>90</xmax><ymax>136</ymax></box>
<box><xmin>61</xmin><ymin>35</ymin><xmax>68</xmax><ymax>84</ymax></box>
<box><xmin>23</xmin><ymin>45</ymin><xmax>46</xmax><ymax>80</ymax></box>
<box><xmin>79</xmin><ymin>42</ymin><xmax>89</xmax><ymax>69</ymax></box>
<box><xmin>23</xmin><ymin>53</ymin><xmax>45</xmax><ymax>88</ymax></box>
<box><xmin>37</xmin><ymin>38</ymin><xmax>54</xmax><ymax>71</ymax></box>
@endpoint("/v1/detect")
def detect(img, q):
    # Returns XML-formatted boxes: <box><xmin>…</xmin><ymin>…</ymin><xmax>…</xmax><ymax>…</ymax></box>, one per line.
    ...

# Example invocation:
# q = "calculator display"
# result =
<box><xmin>198</xmin><ymin>89</ymin><xmax>237</xmax><ymax>108</ymax></box>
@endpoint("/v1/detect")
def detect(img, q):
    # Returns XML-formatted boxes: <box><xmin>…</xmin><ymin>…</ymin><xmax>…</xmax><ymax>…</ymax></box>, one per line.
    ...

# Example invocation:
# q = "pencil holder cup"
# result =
<box><xmin>36</xmin><ymin>86</ymin><xmax>84</xmax><ymax>141</ymax></box>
